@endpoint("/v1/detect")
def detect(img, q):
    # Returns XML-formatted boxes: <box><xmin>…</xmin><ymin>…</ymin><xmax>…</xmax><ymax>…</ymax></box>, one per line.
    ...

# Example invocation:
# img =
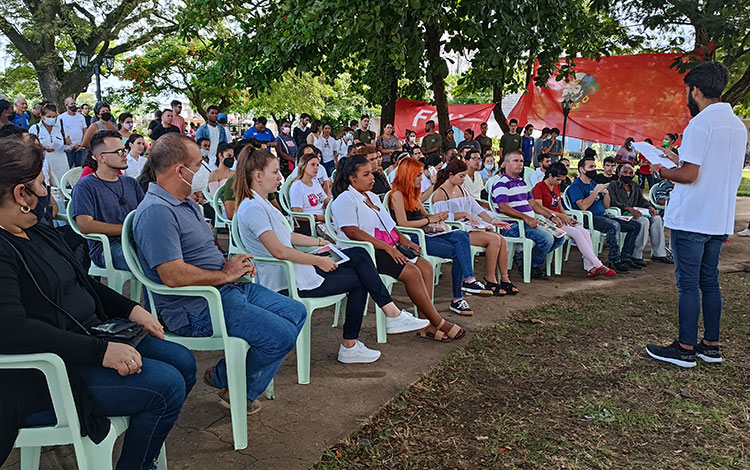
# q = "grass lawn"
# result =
<box><xmin>317</xmin><ymin>273</ymin><xmax>750</xmax><ymax>469</ymax></box>
<box><xmin>739</xmin><ymin>169</ymin><xmax>750</xmax><ymax>197</ymax></box>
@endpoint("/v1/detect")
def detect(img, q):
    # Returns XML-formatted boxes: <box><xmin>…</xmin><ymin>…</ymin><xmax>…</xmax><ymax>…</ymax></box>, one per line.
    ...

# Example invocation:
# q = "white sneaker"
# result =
<box><xmin>738</xmin><ymin>228</ymin><xmax>750</xmax><ymax>237</ymax></box>
<box><xmin>337</xmin><ymin>341</ymin><xmax>381</xmax><ymax>364</ymax></box>
<box><xmin>386</xmin><ymin>310</ymin><xmax>431</xmax><ymax>334</ymax></box>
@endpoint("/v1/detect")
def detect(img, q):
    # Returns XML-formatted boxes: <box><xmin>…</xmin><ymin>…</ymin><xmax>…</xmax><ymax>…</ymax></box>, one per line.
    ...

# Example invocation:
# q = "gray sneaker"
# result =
<box><xmin>337</xmin><ymin>341</ymin><xmax>381</xmax><ymax>364</ymax></box>
<box><xmin>386</xmin><ymin>310</ymin><xmax>431</xmax><ymax>334</ymax></box>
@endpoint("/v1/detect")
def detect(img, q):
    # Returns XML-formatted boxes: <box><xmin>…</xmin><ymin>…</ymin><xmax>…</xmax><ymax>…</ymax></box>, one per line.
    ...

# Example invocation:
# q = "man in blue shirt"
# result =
<box><xmin>242</xmin><ymin>116</ymin><xmax>277</xmax><ymax>150</ymax></box>
<box><xmin>567</xmin><ymin>156</ymin><xmax>641</xmax><ymax>273</ymax></box>
<box><xmin>71</xmin><ymin>131</ymin><xmax>144</xmax><ymax>270</ymax></box>
<box><xmin>521</xmin><ymin>124</ymin><xmax>534</xmax><ymax>166</ymax></box>
<box><xmin>133</xmin><ymin>132</ymin><xmax>305</xmax><ymax>414</ymax></box>
<box><xmin>11</xmin><ymin>97</ymin><xmax>30</xmax><ymax>129</ymax></box>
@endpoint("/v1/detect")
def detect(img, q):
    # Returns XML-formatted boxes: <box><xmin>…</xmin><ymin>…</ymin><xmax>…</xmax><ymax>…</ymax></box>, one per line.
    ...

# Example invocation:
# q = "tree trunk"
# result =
<box><xmin>425</xmin><ymin>24</ymin><xmax>450</xmax><ymax>134</ymax></box>
<box><xmin>722</xmin><ymin>64</ymin><xmax>750</xmax><ymax>106</ymax></box>
<box><xmin>492</xmin><ymin>84</ymin><xmax>509</xmax><ymax>133</ymax></box>
<box><xmin>380</xmin><ymin>66</ymin><xmax>399</xmax><ymax>131</ymax></box>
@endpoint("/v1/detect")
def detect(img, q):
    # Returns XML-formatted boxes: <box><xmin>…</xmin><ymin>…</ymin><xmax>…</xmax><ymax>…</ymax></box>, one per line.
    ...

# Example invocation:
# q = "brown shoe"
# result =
<box><xmin>216</xmin><ymin>387</ymin><xmax>262</xmax><ymax>415</ymax></box>
<box><xmin>203</xmin><ymin>367</ymin><xmax>220</xmax><ymax>389</ymax></box>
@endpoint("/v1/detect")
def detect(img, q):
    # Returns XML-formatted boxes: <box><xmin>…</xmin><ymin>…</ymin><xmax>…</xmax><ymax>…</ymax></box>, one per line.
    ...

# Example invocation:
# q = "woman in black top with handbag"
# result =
<box><xmin>0</xmin><ymin>139</ymin><xmax>196</xmax><ymax>470</ymax></box>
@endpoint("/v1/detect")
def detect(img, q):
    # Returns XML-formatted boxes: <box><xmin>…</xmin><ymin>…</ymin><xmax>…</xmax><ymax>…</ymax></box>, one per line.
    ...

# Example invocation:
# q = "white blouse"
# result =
<box><xmin>432</xmin><ymin>188</ymin><xmax>493</xmax><ymax>230</ymax></box>
<box><xmin>331</xmin><ymin>186</ymin><xmax>399</xmax><ymax>246</ymax></box>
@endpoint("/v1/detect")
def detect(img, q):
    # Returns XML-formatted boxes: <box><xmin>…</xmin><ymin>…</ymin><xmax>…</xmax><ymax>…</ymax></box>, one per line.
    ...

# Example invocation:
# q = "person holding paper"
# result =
<box><xmin>608</xmin><ymin>164</ymin><xmax>672</xmax><ymax>264</ymax></box>
<box><xmin>234</xmin><ymin>147</ymin><xmax>430</xmax><ymax>364</ymax></box>
<box><xmin>646</xmin><ymin>62</ymin><xmax>747</xmax><ymax>368</ymax></box>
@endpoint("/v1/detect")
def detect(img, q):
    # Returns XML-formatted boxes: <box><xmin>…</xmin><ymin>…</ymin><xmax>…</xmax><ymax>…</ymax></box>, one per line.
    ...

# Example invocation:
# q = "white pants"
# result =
<box><xmin>561</xmin><ymin>224</ymin><xmax>603</xmax><ymax>272</ymax></box>
<box><xmin>634</xmin><ymin>215</ymin><xmax>667</xmax><ymax>259</ymax></box>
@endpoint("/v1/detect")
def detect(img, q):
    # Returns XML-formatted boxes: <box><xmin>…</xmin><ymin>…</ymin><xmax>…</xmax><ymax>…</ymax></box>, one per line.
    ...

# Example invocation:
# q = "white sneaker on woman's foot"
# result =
<box><xmin>737</xmin><ymin>228</ymin><xmax>750</xmax><ymax>237</ymax></box>
<box><xmin>386</xmin><ymin>310</ymin><xmax>431</xmax><ymax>334</ymax></box>
<box><xmin>338</xmin><ymin>341</ymin><xmax>381</xmax><ymax>364</ymax></box>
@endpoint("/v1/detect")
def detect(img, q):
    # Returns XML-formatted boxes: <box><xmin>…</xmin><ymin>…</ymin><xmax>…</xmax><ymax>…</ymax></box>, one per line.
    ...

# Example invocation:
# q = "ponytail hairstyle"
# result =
<box><xmin>434</xmin><ymin>158</ymin><xmax>468</xmax><ymax>189</ymax></box>
<box><xmin>391</xmin><ymin>157</ymin><xmax>424</xmax><ymax>212</ymax></box>
<box><xmin>332</xmin><ymin>155</ymin><xmax>369</xmax><ymax>199</ymax></box>
<box><xmin>294</xmin><ymin>151</ymin><xmax>321</xmax><ymax>182</ymax></box>
<box><xmin>544</xmin><ymin>161</ymin><xmax>568</xmax><ymax>180</ymax></box>
<box><xmin>234</xmin><ymin>146</ymin><xmax>277</xmax><ymax>203</ymax></box>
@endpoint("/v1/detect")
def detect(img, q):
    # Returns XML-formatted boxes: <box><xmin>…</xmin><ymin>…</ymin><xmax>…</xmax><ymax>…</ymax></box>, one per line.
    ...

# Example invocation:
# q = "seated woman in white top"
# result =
<box><xmin>234</xmin><ymin>148</ymin><xmax>429</xmax><ymax>363</ymax></box>
<box><xmin>123</xmin><ymin>133</ymin><xmax>147</xmax><ymax>178</ymax></box>
<box><xmin>289</xmin><ymin>151</ymin><xmax>329</xmax><ymax>237</ymax></box>
<box><xmin>432</xmin><ymin>159</ymin><xmax>519</xmax><ymax>296</ymax></box>
<box><xmin>208</xmin><ymin>142</ymin><xmax>235</xmax><ymax>195</ymax></box>
<box><xmin>289</xmin><ymin>145</ymin><xmax>331</xmax><ymax>197</ymax></box>
<box><xmin>331</xmin><ymin>155</ymin><xmax>466</xmax><ymax>342</ymax></box>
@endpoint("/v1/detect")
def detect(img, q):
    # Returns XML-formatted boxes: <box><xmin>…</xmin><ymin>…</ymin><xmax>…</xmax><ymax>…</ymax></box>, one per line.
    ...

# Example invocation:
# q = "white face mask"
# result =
<box><xmin>282</xmin><ymin>126</ymin><xmax>290</xmax><ymax>134</ymax></box>
<box><xmin>123</xmin><ymin>123</ymin><xmax>134</xmax><ymax>131</ymax></box>
<box><xmin>181</xmin><ymin>165</ymin><xmax>210</xmax><ymax>193</ymax></box>
<box><xmin>43</xmin><ymin>117</ymin><xmax>56</xmax><ymax>126</ymax></box>
<box><xmin>409</xmin><ymin>135</ymin><xmax>416</xmax><ymax>142</ymax></box>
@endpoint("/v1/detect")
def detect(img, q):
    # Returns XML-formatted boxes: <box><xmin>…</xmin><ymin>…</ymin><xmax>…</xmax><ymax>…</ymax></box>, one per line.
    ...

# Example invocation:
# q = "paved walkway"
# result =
<box><xmin>4</xmin><ymin>199</ymin><xmax>750</xmax><ymax>470</ymax></box>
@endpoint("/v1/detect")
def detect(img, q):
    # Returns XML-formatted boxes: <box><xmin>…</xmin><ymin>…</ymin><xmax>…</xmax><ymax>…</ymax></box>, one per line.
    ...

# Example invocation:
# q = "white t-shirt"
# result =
<box><xmin>29</xmin><ymin>123</ymin><xmax>67</xmax><ymax>185</ymax></box>
<box><xmin>664</xmin><ymin>102</ymin><xmax>747</xmax><ymax>235</ymax></box>
<box><xmin>58</xmin><ymin>112</ymin><xmax>86</xmax><ymax>146</ymax></box>
<box><xmin>236</xmin><ymin>191</ymin><xmax>324</xmax><ymax>292</ymax></box>
<box><xmin>208</xmin><ymin>124</ymin><xmax>220</xmax><ymax>162</ymax></box>
<box><xmin>529</xmin><ymin>168</ymin><xmax>545</xmax><ymax>188</ymax></box>
<box><xmin>314</xmin><ymin>135</ymin><xmax>337</xmax><ymax>163</ymax></box>
<box><xmin>337</xmin><ymin>138</ymin><xmax>351</xmax><ymax>159</ymax></box>
<box><xmin>124</xmin><ymin>154</ymin><xmax>147</xmax><ymax>179</ymax></box>
<box><xmin>290</xmin><ymin>164</ymin><xmax>329</xmax><ymax>189</ymax></box>
<box><xmin>289</xmin><ymin>179</ymin><xmax>327</xmax><ymax>215</ymax></box>
<box><xmin>331</xmin><ymin>186</ymin><xmax>398</xmax><ymax>246</ymax></box>
<box><xmin>462</xmin><ymin>171</ymin><xmax>484</xmax><ymax>199</ymax></box>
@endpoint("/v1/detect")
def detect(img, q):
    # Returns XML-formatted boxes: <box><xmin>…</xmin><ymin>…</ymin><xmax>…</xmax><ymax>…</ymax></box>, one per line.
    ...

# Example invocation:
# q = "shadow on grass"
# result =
<box><xmin>316</xmin><ymin>274</ymin><xmax>750</xmax><ymax>470</ymax></box>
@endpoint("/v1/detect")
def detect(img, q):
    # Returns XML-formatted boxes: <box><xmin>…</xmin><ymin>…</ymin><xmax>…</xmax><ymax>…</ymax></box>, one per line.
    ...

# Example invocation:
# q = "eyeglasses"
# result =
<box><xmin>101</xmin><ymin>148</ymin><xmax>127</xmax><ymax>157</ymax></box>
<box><xmin>469</xmin><ymin>157</ymin><xmax>482</xmax><ymax>161</ymax></box>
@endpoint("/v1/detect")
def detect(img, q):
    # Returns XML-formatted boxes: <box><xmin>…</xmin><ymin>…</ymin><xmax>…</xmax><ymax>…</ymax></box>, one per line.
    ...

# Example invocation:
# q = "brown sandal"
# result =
<box><xmin>203</xmin><ymin>366</ymin><xmax>220</xmax><ymax>389</ymax></box>
<box><xmin>417</xmin><ymin>326</ymin><xmax>451</xmax><ymax>342</ymax></box>
<box><xmin>437</xmin><ymin>319</ymin><xmax>465</xmax><ymax>340</ymax></box>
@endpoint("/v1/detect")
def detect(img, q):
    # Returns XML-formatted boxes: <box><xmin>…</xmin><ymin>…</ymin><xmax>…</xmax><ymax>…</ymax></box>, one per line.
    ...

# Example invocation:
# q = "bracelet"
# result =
<box><xmin>423</xmin><ymin>216</ymin><xmax>431</xmax><ymax>226</ymax></box>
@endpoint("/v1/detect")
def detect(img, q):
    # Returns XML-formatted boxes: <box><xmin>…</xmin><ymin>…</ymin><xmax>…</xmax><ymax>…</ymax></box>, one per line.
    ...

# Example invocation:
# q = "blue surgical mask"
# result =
<box><xmin>346</xmin><ymin>133</ymin><xmax>353</xmax><ymax>140</ymax></box>
<box><xmin>200</xmin><ymin>149</ymin><xmax>209</xmax><ymax>159</ymax></box>
<box><xmin>43</xmin><ymin>117</ymin><xmax>56</xmax><ymax>126</ymax></box>
<box><xmin>484</xmin><ymin>164</ymin><xmax>494</xmax><ymax>172</ymax></box>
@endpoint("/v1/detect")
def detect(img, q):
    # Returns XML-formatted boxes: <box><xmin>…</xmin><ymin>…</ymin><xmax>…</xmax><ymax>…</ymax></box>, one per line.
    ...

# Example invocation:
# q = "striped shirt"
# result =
<box><xmin>492</xmin><ymin>174</ymin><xmax>534</xmax><ymax>217</ymax></box>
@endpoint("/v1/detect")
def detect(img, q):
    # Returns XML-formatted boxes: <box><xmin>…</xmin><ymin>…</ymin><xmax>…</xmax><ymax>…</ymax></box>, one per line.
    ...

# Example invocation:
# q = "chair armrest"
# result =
<box><xmin>332</xmin><ymin>238</ymin><xmax>376</xmax><ymax>260</ymax></box>
<box><xmin>397</xmin><ymin>226</ymin><xmax>427</xmax><ymax>251</ymax></box>
<box><xmin>289</xmin><ymin>211</ymin><xmax>319</xmax><ymax>235</ymax></box>
<box><xmin>490</xmin><ymin>214</ymin><xmax>526</xmax><ymax>238</ymax></box>
<box><xmin>445</xmin><ymin>220</ymin><xmax>467</xmax><ymax>231</ymax></box>
<box><xmin>252</xmin><ymin>256</ymin><xmax>299</xmax><ymax>300</ymax></box>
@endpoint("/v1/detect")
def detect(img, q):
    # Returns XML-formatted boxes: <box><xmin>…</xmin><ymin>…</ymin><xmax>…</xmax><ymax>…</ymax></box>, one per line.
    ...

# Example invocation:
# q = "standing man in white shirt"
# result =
<box><xmin>646</xmin><ymin>62</ymin><xmax>748</xmax><ymax>368</ymax></box>
<box><xmin>58</xmin><ymin>97</ymin><xmax>88</xmax><ymax>168</ymax></box>
<box><xmin>461</xmin><ymin>149</ymin><xmax>485</xmax><ymax>201</ymax></box>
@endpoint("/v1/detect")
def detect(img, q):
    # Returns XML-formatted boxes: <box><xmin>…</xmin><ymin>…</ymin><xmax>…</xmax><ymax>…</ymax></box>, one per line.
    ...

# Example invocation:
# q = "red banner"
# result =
<box><xmin>509</xmin><ymin>54</ymin><xmax>692</xmax><ymax>145</ymax></box>
<box><xmin>393</xmin><ymin>99</ymin><xmax>496</xmax><ymax>140</ymax></box>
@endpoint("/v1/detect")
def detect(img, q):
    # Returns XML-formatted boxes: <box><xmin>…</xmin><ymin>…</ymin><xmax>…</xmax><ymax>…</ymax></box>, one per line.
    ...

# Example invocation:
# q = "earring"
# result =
<box><xmin>20</xmin><ymin>205</ymin><xmax>31</xmax><ymax>214</ymax></box>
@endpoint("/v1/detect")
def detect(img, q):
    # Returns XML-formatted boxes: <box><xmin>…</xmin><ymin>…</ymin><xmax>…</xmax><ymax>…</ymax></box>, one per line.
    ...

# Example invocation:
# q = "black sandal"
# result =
<box><xmin>484</xmin><ymin>277</ymin><xmax>507</xmax><ymax>297</ymax></box>
<box><xmin>500</xmin><ymin>280</ymin><xmax>519</xmax><ymax>295</ymax></box>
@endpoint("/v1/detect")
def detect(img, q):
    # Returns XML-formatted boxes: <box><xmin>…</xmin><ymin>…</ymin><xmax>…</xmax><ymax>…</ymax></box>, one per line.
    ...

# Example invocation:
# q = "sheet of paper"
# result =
<box><xmin>632</xmin><ymin>141</ymin><xmax>676</xmax><ymax>169</ymax></box>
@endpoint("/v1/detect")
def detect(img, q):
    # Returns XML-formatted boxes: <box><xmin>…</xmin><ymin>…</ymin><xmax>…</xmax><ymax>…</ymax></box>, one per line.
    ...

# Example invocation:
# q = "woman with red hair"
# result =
<box><xmin>390</xmin><ymin>157</ymin><xmax>491</xmax><ymax>316</ymax></box>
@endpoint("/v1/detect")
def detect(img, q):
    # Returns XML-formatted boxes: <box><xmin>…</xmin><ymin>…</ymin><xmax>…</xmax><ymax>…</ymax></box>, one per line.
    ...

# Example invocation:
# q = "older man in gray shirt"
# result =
<box><xmin>133</xmin><ymin>133</ymin><xmax>306</xmax><ymax>414</ymax></box>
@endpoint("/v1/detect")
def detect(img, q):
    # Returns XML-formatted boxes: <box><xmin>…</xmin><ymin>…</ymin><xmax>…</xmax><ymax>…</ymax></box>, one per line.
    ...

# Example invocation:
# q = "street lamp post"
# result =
<box><xmin>561</xmin><ymin>98</ymin><xmax>574</xmax><ymax>151</ymax></box>
<box><xmin>76</xmin><ymin>52</ymin><xmax>115</xmax><ymax>102</ymax></box>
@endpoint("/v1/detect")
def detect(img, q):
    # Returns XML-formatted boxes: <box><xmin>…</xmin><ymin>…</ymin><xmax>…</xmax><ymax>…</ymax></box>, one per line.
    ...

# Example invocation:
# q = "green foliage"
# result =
<box><xmin>0</xmin><ymin>62</ymin><xmax>42</xmax><ymax>103</ymax></box>
<box><xmin>117</xmin><ymin>38</ymin><xmax>236</xmax><ymax>117</ymax></box>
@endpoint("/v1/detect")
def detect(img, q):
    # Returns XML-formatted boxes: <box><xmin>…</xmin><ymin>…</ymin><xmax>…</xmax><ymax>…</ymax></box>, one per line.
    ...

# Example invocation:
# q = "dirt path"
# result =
<box><xmin>4</xmin><ymin>199</ymin><xmax>749</xmax><ymax>470</ymax></box>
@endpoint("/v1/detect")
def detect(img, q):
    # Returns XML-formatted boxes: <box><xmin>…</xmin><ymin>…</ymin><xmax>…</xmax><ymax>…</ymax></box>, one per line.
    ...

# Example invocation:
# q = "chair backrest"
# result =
<box><xmin>211</xmin><ymin>183</ymin><xmax>231</xmax><ymax>226</ymax></box>
<box><xmin>381</xmin><ymin>190</ymin><xmax>392</xmax><ymax>211</ymax></box>
<box><xmin>60</xmin><ymin>167</ymin><xmax>83</xmax><ymax>200</ymax></box>
<box><xmin>324</xmin><ymin>201</ymin><xmax>343</xmax><ymax>241</ymax></box>
<box><xmin>278</xmin><ymin>177</ymin><xmax>295</xmax><ymax>214</ymax></box>
<box><xmin>648</xmin><ymin>183</ymin><xmax>665</xmax><ymax>210</ymax></box>
<box><xmin>120</xmin><ymin>211</ymin><xmax>156</xmax><ymax>307</ymax></box>
<box><xmin>561</xmin><ymin>185</ymin><xmax>574</xmax><ymax>211</ymax></box>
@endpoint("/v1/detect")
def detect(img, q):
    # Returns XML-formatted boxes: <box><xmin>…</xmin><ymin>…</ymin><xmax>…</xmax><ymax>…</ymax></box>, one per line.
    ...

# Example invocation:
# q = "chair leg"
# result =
<box><xmin>332</xmin><ymin>302</ymin><xmax>341</xmax><ymax>328</ymax></box>
<box><xmin>565</xmin><ymin>239</ymin><xmax>572</xmax><ymax>261</ymax></box>
<box><xmin>554</xmin><ymin>245</ymin><xmax>563</xmax><ymax>275</ymax></box>
<box><xmin>523</xmin><ymin>243</ymin><xmax>533</xmax><ymax>284</ymax></box>
<box><xmin>295</xmin><ymin>310</ymin><xmax>312</xmax><ymax>385</ymax></box>
<box><xmin>19</xmin><ymin>447</ymin><xmax>41</xmax><ymax>470</ymax></box>
<box><xmin>224</xmin><ymin>342</ymin><xmax>249</xmax><ymax>450</ymax></box>
<box><xmin>264</xmin><ymin>379</ymin><xmax>275</xmax><ymax>400</ymax></box>
<box><xmin>156</xmin><ymin>444</ymin><xmax>168</xmax><ymax>470</ymax></box>
<box><xmin>82</xmin><ymin>422</ymin><xmax>119</xmax><ymax>470</ymax></box>
<box><xmin>376</xmin><ymin>282</ymin><xmax>391</xmax><ymax>344</ymax></box>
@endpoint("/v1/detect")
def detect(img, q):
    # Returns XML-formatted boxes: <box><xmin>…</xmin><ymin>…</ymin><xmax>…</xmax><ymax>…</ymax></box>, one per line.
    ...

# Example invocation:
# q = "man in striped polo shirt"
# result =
<box><xmin>492</xmin><ymin>151</ymin><xmax>566</xmax><ymax>280</ymax></box>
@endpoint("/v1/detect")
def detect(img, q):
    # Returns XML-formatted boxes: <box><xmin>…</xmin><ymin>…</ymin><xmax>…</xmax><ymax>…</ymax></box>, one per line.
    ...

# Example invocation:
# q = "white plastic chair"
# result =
<box><xmin>278</xmin><ymin>177</ymin><xmax>324</xmax><ymax>240</ymax></box>
<box><xmin>66</xmin><ymin>202</ymin><xmax>141</xmax><ymax>301</ymax></box>
<box><xmin>59</xmin><ymin>167</ymin><xmax>83</xmax><ymax>202</ymax></box>
<box><xmin>210</xmin><ymin>184</ymin><xmax>240</xmax><ymax>255</ymax></box>
<box><xmin>231</xmin><ymin>218</ymin><xmax>346</xmax><ymax>385</ymax></box>
<box><xmin>3</xmin><ymin>352</ymin><xmax>166</xmax><ymax>470</ymax></box>
<box><xmin>122</xmin><ymin>211</ymin><xmax>269</xmax><ymax>451</ymax></box>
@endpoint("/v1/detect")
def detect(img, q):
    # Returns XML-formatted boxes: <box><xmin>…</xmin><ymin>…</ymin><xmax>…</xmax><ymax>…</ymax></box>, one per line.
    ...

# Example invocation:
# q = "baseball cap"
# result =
<box><xmin>218</xmin><ymin>113</ymin><xmax>228</xmax><ymax>123</ymax></box>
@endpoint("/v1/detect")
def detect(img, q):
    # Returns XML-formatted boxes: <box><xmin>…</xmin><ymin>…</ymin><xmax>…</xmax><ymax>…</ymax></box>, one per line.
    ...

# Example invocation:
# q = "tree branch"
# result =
<box><xmin>0</xmin><ymin>17</ymin><xmax>40</xmax><ymax>63</ymax></box>
<box><xmin>71</xmin><ymin>3</ymin><xmax>97</xmax><ymax>25</ymax></box>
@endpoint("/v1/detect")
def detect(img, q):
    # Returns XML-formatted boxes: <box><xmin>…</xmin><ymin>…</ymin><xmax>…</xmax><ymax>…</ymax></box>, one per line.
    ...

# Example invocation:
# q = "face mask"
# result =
<box><xmin>100</xmin><ymin>112</ymin><xmax>113</xmax><ymax>122</ymax></box>
<box><xmin>346</xmin><ymin>133</ymin><xmax>353</xmax><ymax>140</ymax></box>
<box><xmin>686</xmin><ymin>87</ymin><xmax>700</xmax><ymax>117</ymax></box>
<box><xmin>584</xmin><ymin>170</ymin><xmax>598</xmax><ymax>180</ymax></box>
<box><xmin>620</xmin><ymin>175</ymin><xmax>633</xmax><ymax>184</ymax></box>
<box><xmin>282</xmin><ymin>126</ymin><xmax>291</xmax><ymax>134</ymax></box>
<box><xmin>662</xmin><ymin>139</ymin><xmax>671</xmax><ymax>147</ymax></box>
<box><xmin>181</xmin><ymin>165</ymin><xmax>210</xmax><ymax>193</ymax></box>
<box><xmin>200</xmin><ymin>149</ymin><xmax>209</xmax><ymax>159</ymax></box>
<box><xmin>484</xmin><ymin>164</ymin><xmax>494</xmax><ymax>172</ymax></box>
<box><xmin>68</xmin><ymin>105</ymin><xmax>77</xmax><ymax>113</ymax></box>
<box><xmin>409</xmin><ymin>136</ymin><xmax>416</xmax><ymax>142</ymax></box>
<box><xmin>43</xmin><ymin>117</ymin><xmax>56</xmax><ymax>126</ymax></box>
<box><xmin>223</xmin><ymin>157</ymin><xmax>235</xmax><ymax>168</ymax></box>
<box><xmin>123</xmin><ymin>123</ymin><xmax>133</xmax><ymax>131</ymax></box>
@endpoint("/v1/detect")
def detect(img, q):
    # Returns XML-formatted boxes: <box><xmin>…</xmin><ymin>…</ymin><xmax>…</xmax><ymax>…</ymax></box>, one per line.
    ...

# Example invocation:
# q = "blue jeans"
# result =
<box><xmin>299</xmin><ymin>247</ymin><xmax>392</xmax><ymax>340</ymax></box>
<box><xmin>173</xmin><ymin>283</ymin><xmax>306</xmax><ymax>400</ymax></box>
<box><xmin>501</xmin><ymin>221</ymin><xmax>566</xmax><ymax>268</ymax></box>
<box><xmin>671</xmin><ymin>229</ymin><xmax>727</xmax><ymax>346</ymax></box>
<box><xmin>91</xmin><ymin>241</ymin><xmax>130</xmax><ymax>271</ymax></box>
<box><xmin>65</xmin><ymin>148</ymin><xmax>87</xmax><ymax>168</ymax></box>
<box><xmin>410</xmin><ymin>230</ymin><xmax>474</xmax><ymax>298</ymax></box>
<box><xmin>322</xmin><ymin>160</ymin><xmax>335</xmax><ymax>177</ymax></box>
<box><xmin>23</xmin><ymin>336</ymin><xmax>197</xmax><ymax>470</ymax></box>
<box><xmin>592</xmin><ymin>215</ymin><xmax>640</xmax><ymax>265</ymax></box>
<box><xmin>638</xmin><ymin>172</ymin><xmax>655</xmax><ymax>190</ymax></box>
